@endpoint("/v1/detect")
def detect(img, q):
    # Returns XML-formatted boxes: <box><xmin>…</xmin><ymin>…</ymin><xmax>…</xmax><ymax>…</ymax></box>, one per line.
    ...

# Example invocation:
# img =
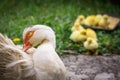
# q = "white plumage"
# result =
<box><xmin>0</xmin><ymin>25</ymin><xmax>66</xmax><ymax>80</ymax></box>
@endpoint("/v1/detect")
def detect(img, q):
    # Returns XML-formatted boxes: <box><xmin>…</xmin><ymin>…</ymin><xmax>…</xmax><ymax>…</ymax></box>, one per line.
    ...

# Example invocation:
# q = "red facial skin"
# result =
<box><xmin>23</xmin><ymin>31</ymin><xmax>34</xmax><ymax>52</ymax></box>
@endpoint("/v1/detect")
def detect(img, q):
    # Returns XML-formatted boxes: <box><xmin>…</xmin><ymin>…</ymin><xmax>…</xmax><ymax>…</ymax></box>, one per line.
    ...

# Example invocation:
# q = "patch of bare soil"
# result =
<box><xmin>62</xmin><ymin>54</ymin><xmax>120</xmax><ymax>80</ymax></box>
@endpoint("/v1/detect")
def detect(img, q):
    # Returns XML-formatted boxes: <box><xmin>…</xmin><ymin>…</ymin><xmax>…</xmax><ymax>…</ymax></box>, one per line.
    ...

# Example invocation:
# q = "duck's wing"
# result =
<box><xmin>0</xmin><ymin>33</ymin><xmax>36</xmax><ymax>80</ymax></box>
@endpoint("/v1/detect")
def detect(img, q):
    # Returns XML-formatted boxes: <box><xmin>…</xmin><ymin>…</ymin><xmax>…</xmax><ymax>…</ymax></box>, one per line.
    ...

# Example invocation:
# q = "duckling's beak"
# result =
<box><xmin>23</xmin><ymin>41</ymin><xmax>32</xmax><ymax>52</ymax></box>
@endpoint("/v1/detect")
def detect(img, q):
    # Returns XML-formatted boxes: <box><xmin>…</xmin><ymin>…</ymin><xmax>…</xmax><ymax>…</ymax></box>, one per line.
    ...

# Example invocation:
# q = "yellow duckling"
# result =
<box><xmin>84</xmin><ymin>37</ymin><xmax>98</xmax><ymax>55</ymax></box>
<box><xmin>75</xmin><ymin>15</ymin><xmax>85</xmax><ymax>25</ymax></box>
<box><xmin>84</xmin><ymin>15</ymin><xmax>96</xmax><ymax>26</ymax></box>
<box><xmin>70</xmin><ymin>30</ymin><xmax>80</xmax><ymax>42</ymax></box>
<box><xmin>103</xmin><ymin>14</ymin><xmax>109</xmax><ymax>20</ymax></box>
<box><xmin>86</xmin><ymin>28</ymin><xmax>97</xmax><ymax>40</ymax></box>
<box><xmin>103</xmin><ymin>14</ymin><xmax>110</xmax><ymax>24</ymax></box>
<box><xmin>98</xmin><ymin>14</ymin><xmax>110</xmax><ymax>28</ymax></box>
<box><xmin>84</xmin><ymin>37</ymin><xmax>98</xmax><ymax>50</ymax></box>
<box><xmin>78</xmin><ymin>29</ymin><xmax>87</xmax><ymax>42</ymax></box>
<box><xmin>94</xmin><ymin>14</ymin><xmax>103</xmax><ymax>26</ymax></box>
<box><xmin>71</xmin><ymin>22</ymin><xmax>84</xmax><ymax>32</ymax></box>
<box><xmin>70</xmin><ymin>29</ymin><xmax>87</xmax><ymax>42</ymax></box>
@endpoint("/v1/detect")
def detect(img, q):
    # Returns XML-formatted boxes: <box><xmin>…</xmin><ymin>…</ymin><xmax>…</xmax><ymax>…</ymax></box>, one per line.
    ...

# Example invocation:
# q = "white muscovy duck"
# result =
<box><xmin>0</xmin><ymin>25</ymin><xmax>66</xmax><ymax>80</ymax></box>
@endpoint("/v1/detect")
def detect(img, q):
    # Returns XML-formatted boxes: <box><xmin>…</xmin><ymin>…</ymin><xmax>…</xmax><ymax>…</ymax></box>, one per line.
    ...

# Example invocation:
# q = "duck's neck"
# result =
<box><xmin>41</xmin><ymin>39</ymin><xmax>56</xmax><ymax>49</ymax></box>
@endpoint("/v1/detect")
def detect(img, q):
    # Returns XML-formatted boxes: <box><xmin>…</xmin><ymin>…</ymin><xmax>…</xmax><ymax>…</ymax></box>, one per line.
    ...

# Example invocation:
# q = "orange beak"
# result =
<box><xmin>23</xmin><ymin>31</ymin><xmax>35</xmax><ymax>52</ymax></box>
<box><xmin>23</xmin><ymin>41</ymin><xmax>32</xmax><ymax>52</ymax></box>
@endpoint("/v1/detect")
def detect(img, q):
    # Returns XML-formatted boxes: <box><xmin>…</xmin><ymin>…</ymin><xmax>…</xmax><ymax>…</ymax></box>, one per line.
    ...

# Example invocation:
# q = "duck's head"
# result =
<box><xmin>74</xmin><ymin>22</ymin><xmax>80</xmax><ymax>27</ymax></box>
<box><xmin>78</xmin><ymin>15</ymin><xmax>85</xmax><ymax>21</ymax></box>
<box><xmin>87</xmin><ymin>37</ymin><xmax>92</xmax><ymax>44</ymax></box>
<box><xmin>23</xmin><ymin>25</ymin><xmax>56</xmax><ymax>51</ymax></box>
<box><xmin>80</xmin><ymin>29</ymin><xmax>86</xmax><ymax>35</ymax></box>
<box><xmin>103</xmin><ymin>14</ymin><xmax>109</xmax><ymax>20</ymax></box>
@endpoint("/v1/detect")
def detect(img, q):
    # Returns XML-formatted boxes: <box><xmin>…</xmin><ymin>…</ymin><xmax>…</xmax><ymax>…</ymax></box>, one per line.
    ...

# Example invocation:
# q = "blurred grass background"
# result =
<box><xmin>0</xmin><ymin>0</ymin><xmax>120</xmax><ymax>55</ymax></box>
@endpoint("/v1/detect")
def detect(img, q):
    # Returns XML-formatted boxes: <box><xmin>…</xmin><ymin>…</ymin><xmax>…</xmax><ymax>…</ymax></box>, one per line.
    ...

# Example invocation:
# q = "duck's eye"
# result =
<box><xmin>24</xmin><ymin>31</ymin><xmax>34</xmax><ymax>44</ymax></box>
<box><xmin>27</xmin><ymin>31</ymin><xmax>34</xmax><ymax>37</ymax></box>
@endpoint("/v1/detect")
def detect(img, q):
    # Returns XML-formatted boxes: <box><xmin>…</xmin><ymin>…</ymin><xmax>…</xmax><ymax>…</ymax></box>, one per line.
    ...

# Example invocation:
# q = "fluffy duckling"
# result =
<box><xmin>75</xmin><ymin>15</ymin><xmax>85</xmax><ymax>25</ymax></box>
<box><xmin>70</xmin><ymin>29</ymin><xmax>87</xmax><ymax>42</ymax></box>
<box><xmin>86</xmin><ymin>28</ymin><xmax>97</xmax><ymax>40</ymax></box>
<box><xmin>94</xmin><ymin>14</ymin><xmax>103</xmax><ymax>26</ymax></box>
<box><xmin>98</xmin><ymin>14</ymin><xmax>110</xmax><ymax>28</ymax></box>
<box><xmin>84</xmin><ymin>15</ymin><xmax>96</xmax><ymax>26</ymax></box>
<box><xmin>71</xmin><ymin>22</ymin><xmax>84</xmax><ymax>32</ymax></box>
<box><xmin>70</xmin><ymin>30</ymin><xmax>80</xmax><ymax>42</ymax></box>
<box><xmin>84</xmin><ymin>37</ymin><xmax>98</xmax><ymax>55</ymax></box>
<box><xmin>78</xmin><ymin>29</ymin><xmax>87</xmax><ymax>42</ymax></box>
<box><xmin>84</xmin><ymin>37</ymin><xmax>98</xmax><ymax>50</ymax></box>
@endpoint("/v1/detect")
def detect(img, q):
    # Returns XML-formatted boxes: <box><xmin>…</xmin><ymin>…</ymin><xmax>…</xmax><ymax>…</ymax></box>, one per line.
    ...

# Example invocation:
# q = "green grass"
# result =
<box><xmin>0</xmin><ymin>0</ymin><xmax>120</xmax><ymax>55</ymax></box>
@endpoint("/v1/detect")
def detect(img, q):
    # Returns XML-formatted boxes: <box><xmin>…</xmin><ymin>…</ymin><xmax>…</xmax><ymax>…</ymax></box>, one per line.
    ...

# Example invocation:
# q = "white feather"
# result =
<box><xmin>0</xmin><ymin>25</ymin><xmax>66</xmax><ymax>80</ymax></box>
<box><xmin>23</xmin><ymin>25</ymin><xmax>66</xmax><ymax>80</ymax></box>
